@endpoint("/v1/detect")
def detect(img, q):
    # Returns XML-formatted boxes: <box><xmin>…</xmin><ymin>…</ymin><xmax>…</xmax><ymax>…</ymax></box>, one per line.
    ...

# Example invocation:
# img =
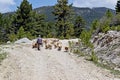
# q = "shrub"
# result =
<box><xmin>8</xmin><ymin>33</ymin><xmax>17</xmax><ymax>42</ymax></box>
<box><xmin>47</xmin><ymin>33</ymin><xmax>53</xmax><ymax>38</ymax></box>
<box><xmin>101</xmin><ymin>25</ymin><xmax>110</xmax><ymax>33</ymax></box>
<box><xmin>90</xmin><ymin>51</ymin><xmax>98</xmax><ymax>63</ymax></box>
<box><xmin>110</xmin><ymin>25</ymin><xmax>120</xmax><ymax>31</ymax></box>
<box><xmin>17</xmin><ymin>26</ymin><xmax>27</xmax><ymax>39</ymax></box>
<box><xmin>26</xmin><ymin>32</ymin><xmax>34</xmax><ymax>40</ymax></box>
<box><xmin>0</xmin><ymin>51</ymin><xmax>7</xmax><ymax>63</ymax></box>
<box><xmin>80</xmin><ymin>30</ymin><xmax>93</xmax><ymax>48</ymax></box>
<box><xmin>73</xmin><ymin>49</ymin><xmax>80</xmax><ymax>54</ymax></box>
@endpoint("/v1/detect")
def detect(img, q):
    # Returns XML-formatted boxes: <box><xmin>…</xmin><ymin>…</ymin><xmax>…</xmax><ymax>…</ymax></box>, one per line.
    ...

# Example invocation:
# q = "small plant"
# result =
<box><xmin>59</xmin><ymin>36</ymin><xmax>64</xmax><ymax>40</ymax></box>
<box><xmin>8</xmin><ymin>33</ymin><xmax>17</xmax><ymax>42</ymax></box>
<box><xmin>101</xmin><ymin>25</ymin><xmax>110</xmax><ymax>33</ymax></box>
<box><xmin>80</xmin><ymin>30</ymin><xmax>93</xmax><ymax>48</ymax></box>
<box><xmin>90</xmin><ymin>51</ymin><xmax>98</xmax><ymax>63</ymax></box>
<box><xmin>95</xmin><ymin>62</ymin><xmax>120</xmax><ymax>77</ymax></box>
<box><xmin>47</xmin><ymin>33</ymin><xmax>53</xmax><ymax>38</ymax></box>
<box><xmin>17</xmin><ymin>26</ymin><xmax>26</xmax><ymax>39</ymax></box>
<box><xmin>68</xmin><ymin>41</ymin><xmax>75</xmax><ymax>52</ymax></box>
<box><xmin>0</xmin><ymin>52</ymin><xmax>7</xmax><ymax>63</ymax></box>
<box><xmin>73</xmin><ymin>49</ymin><xmax>80</xmax><ymax>54</ymax></box>
<box><xmin>110</xmin><ymin>25</ymin><xmax>120</xmax><ymax>31</ymax></box>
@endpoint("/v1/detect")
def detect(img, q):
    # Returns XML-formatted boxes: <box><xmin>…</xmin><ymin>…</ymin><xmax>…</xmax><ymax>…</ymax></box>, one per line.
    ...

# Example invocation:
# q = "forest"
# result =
<box><xmin>0</xmin><ymin>0</ymin><xmax>120</xmax><ymax>43</ymax></box>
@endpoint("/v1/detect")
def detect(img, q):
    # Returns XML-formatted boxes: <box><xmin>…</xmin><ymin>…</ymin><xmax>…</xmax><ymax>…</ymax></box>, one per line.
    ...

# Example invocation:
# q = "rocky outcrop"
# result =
<box><xmin>14</xmin><ymin>38</ymin><xmax>32</xmax><ymax>44</ymax></box>
<box><xmin>92</xmin><ymin>31</ymin><xmax>120</xmax><ymax>68</ymax></box>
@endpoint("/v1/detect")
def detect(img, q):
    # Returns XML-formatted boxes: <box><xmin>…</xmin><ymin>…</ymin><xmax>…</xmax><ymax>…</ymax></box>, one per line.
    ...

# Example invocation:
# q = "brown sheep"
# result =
<box><xmin>43</xmin><ymin>39</ymin><xmax>48</xmax><ymax>45</ymax></box>
<box><xmin>45</xmin><ymin>44</ymin><xmax>52</xmax><ymax>50</ymax></box>
<box><xmin>54</xmin><ymin>44</ymin><xmax>57</xmax><ymax>49</ymax></box>
<box><xmin>45</xmin><ymin>44</ymin><xmax>49</xmax><ymax>49</ymax></box>
<box><xmin>58</xmin><ymin>46</ymin><xmax>62</xmax><ymax>51</ymax></box>
<box><xmin>32</xmin><ymin>43</ymin><xmax>38</xmax><ymax>48</ymax></box>
<box><xmin>48</xmin><ymin>44</ymin><xmax>52</xmax><ymax>50</ymax></box>
<box><xmin>64</xmin><ymin>47</ymin><xmax>69</xmax><ymax>52</ymax></box>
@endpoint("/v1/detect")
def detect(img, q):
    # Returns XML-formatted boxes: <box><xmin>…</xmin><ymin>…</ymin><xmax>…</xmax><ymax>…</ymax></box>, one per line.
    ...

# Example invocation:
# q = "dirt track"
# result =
<box><xmin>0</xmin><ymin>40</ymin><xmax>119</xmax><ymax>80</ymax></box>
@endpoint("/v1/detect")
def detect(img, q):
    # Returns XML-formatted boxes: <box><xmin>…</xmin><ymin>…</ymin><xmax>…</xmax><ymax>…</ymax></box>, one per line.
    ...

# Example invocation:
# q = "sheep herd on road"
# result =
<box><xmin>32</xmin><ymin>38</ymin><xmax>69</xmax><ymax>52</ymax></box>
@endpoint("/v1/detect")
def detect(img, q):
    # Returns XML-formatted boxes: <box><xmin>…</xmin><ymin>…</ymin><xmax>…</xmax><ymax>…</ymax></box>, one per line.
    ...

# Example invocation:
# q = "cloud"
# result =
<box><xmin>0</xmin><ymin>0</ymin><xmax>16</xmax><ymax>13</ymax></box>
<box><xmin>73</xmin><ymin>0</ymin><xmax>117</xmax><ymax>9</ymax></box>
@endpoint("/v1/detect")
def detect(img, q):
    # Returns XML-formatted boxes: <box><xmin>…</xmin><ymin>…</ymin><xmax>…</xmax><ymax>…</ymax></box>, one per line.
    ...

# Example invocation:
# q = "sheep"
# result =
<box><xmin>58</xmin><ymin>46</ymin><xmax>62</xmax><ymax>51</ymax></box>
<box><xmin>54</xmin><ymin>44</ymin><xmax>58</xmax><ymax>49</ymax></box>
<box><xmin>32</xmin><ymin>43</ymin><xmax>38</xmax><ymax>48</ymax></box>
<box><xmin>64</xmin><ymin>46</ymin><xmax>69</xmax><ymax>52</ymax></box>
<box><xmin>45</xmin><ymin>44</ymin><xmax>52</xmax><ymax>50</ymax></box>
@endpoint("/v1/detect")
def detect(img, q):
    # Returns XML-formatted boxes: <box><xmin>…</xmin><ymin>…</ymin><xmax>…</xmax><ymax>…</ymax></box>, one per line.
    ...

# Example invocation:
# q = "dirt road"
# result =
<box><xmin>0</xmin><ymin>40</ymin><xmax>119</xmax><ymax>80</ymax></box>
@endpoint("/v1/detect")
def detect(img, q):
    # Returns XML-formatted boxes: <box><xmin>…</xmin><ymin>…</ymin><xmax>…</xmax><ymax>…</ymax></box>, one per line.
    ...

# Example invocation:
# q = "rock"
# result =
<box><xmin>14</xmin><ymin>38</ymin><xmax>31</xmax><ymax>44</ymax></box>
<box><xmin>93</xmin><ymin>30</ymin><xmax>120</xmax><ymax>68</ymax></box>
<box><xmin>7</xmin><ymin>41</ymin><xmax>11</xmax><ymax>44</ymax></box>
<box><xmin>111</xmin><ymin>57</ymin><xmax>120</xmax><ymax>67</ymax></box>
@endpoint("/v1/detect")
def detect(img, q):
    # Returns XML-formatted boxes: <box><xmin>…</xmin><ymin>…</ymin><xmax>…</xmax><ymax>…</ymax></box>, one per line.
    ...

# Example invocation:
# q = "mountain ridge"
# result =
<box><xmin>3</xmin><ymin>6</ymin><xmax>115</xmax><ymax>27</ymax></box>
<box><xmin>34</xmin><ymin>6</ymin><xmax>115</xmax><ymax>27</ymax></box>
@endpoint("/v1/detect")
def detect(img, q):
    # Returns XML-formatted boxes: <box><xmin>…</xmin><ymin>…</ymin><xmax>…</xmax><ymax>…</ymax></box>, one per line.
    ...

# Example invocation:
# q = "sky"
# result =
<box><xmin>0</xmin><ymin>0</ymin><xmax>118</xmax><ymax>13</ymax></box>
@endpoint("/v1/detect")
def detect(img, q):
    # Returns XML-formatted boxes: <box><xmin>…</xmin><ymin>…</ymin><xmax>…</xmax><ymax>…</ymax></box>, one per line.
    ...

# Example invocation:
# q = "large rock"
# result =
<box><xmin>15</xmin><ymin>38</ymin><xmax>31</xmax><ymax>44</ymax></box>
<box><xmin>92</xmin><ymin>30</ymin><xmax>120</xmax><ymax>68</ymax></box>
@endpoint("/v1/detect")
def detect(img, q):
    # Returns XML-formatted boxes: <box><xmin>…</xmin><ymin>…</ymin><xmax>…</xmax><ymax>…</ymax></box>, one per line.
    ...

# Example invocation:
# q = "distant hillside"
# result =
<box><xmin>34</xmin><ymin>6</ymin><xmax>115</xmax><ymax>27</ymax></box>
<box><xmin>3</xmin><ymin>6</ymin><xmax>115</xmax><ymax>27</ymax></box>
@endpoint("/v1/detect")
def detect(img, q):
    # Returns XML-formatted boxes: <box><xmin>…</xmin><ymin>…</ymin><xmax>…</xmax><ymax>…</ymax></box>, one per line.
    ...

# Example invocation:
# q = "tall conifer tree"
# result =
<box><xmin>13</xmin><ymin>0</ymin><xmax>33</xmax><ymax>33</ymax></box>
<box><xmin>116</xmin><ymin>0</ymin><xmax>120</xmax><ymax>14</ymax></box>
<box><xmin>53</xmin><ymin>0</ymin><xmax>74</xmax><ymax>38</ymax></box>
<box><xmin>74</xmin><ymin>16</ymin><xmax>85</xmax><ymax>37</ymax></box>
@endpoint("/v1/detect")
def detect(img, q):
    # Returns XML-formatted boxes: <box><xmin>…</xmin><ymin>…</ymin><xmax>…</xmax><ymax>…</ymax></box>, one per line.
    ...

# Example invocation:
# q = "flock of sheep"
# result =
<box><xmin>32</xmin><ymin>38</ymin><xmax>69</xmax><ymax>52</ymax></box>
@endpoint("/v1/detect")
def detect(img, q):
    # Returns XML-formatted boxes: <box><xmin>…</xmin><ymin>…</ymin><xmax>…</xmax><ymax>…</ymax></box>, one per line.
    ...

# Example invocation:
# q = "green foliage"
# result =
<box><xmin>80</xmin><ymin>30</ymin><xmax>93</xmax><ymax>48</ymax></box>
<box><xmin>45</xmin><ymin>22</ymin><xmax>57</xmax><ymax>38</ymax></box>
<box><xmin>91</xmin><ymin>10</ymin><xmax>113</xmax><ymax>34</ymax></box>
<box><xmin>91</xmin><ymin>19</ymin><xmax>99</xmax><ymax>31</ymax></box>
<box><xmin>0</xmin><ymin>48</ymin><xmax>8</xmax><ymax>63</ymax></box>
<box><xmin>73</xmin><ymin>49</ymin><xmax>80</xmax><ymax>54</ymax></box>
<box><xmin>47</xmin><ymin>33</ymin><xmax>53</xmax><ymax>38</ymax></box>
<box><xmin>99</xmin><ymin>16</ymin><xmax>111</xmax><ymax>33</ymax></box>
<box><xmin>98</xmin><ymin>10</ymin><xmax>113</xmax><ymax>33</ymax></box>
<box><xmin>101</xmin><ymin>25</ymin><xmax>110</xmax><ymax>33</ymax></box>
<box><xmin>0</xmin><ymin>52</ymin><xmax>7</xmax><ymax>63</ymax></box>
<box><xmin>90</xmin><ymin>51</ymin><xmax>98</xmax><ymax>63</ymax></box>
<box><xmin>68</xmin><ymin>41</ymin><xmax>73</xmax><ymax>52</ymax></box>
<box><xmin>12</xmin><ymin>0</ymin><xmax>33</xmax><ymax>34</ymax></box>
<box><xmin>74</xmin><ymin>16</ymin><xmax>85</xmax><ymax>37</ymax></box>
<box><xmin>111</xmin><ymin>13</ymin><xmax>120</xmax><ymax>26</ymax></box>
<box><xmin>8</xmin><ymin>33</ymin><xmax>17</xmax><ymax>42</ymax></box>
<box><xmin>110</xmin><ymin>25</ymin><xmax>120</xmax><ymax>31</ymax></box>
<box><xmin>26</xmin><ymin>32</ymin><xmax>34</xmax><ymax>40</ymax></box>
<box><xmin>105</xmin><ymin>9</ymin><xmax>113</xmax><ymax>18</ymax></box>
<box><xmin>116</xmin><ymin>0</ymin><xmax>120</xmax><ymax>14</ymax></box>
<box><xmin>17</xmin><ymin>26</ymin><xmax>26</xmax><ymax>39</ymax></box>
<box><xmin>31</xmin><ymin>13</ymin><xmax>47</xmax><ymax>37</ymax></box>
<box><xmin>0</xmin><ymin>13</ymin><xmax>8</xmax><ymax>43</ymax></box>
<box><xmin>53</xmin><ymin>0</ymin><xmax>74</xmax><ymax>38</ymax></box>
<box><xmin>73</xmin><ymin>49</ymin><xmax>84</xmax><ymax>56</ymax></box>
<box><xmin>34</xmin><ymin>6</ymin><xmax>115</xmax><ymax>27</ymax></box>
<box><xmin>95</xmin><ymin>62</ymin><xmax>120</xmax><ymax>77</ymax></box>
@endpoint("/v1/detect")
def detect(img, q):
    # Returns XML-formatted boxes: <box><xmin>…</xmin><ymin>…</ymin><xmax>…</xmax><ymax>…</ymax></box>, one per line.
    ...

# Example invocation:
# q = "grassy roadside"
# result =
<box><xmin>94</xmin><ymin>62</ymin><xmax>120</xmax><ymax>78</ymax></box>
<box><xmin>0</xmin><ymin>48</ymin><xmax>8</xmax><ymax>64</ymax></box>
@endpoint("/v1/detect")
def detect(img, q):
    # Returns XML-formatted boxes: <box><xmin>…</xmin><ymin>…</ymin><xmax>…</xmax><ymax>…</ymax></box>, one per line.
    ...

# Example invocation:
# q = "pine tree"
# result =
<box><xmin>91</xmin><ymin>19</ymin><xmax>99</xmax><ymax>30</ymax></box>
<box><xmin>74</xmin><ymin>16</ymin><xmax>85</xmax><ymax>38</ymax></box>
<box><xmin>17</xmin><ymin>26</ymin><xmax>26</xmax><ymax>39</ymax></box>
<box><xmin>53</xmin><ymin>0</ymin><xmax>74</xmax><ymax>39</ymax></box>
<box><xmin>116</xmin><ymin>0</ymin><xmax>120</xmax><ymax>14</ymax></box>
<box><xmin>0</xmin><ymin>13</ymin><xmax>3</xmax><ymax>43</ymax></box>
<box><xmin>105</xmin><ymin>10</ymin><xmax>113</xmax><ymax>18</ymax></box>
<box><xmin>31</xmin><ymin>13</ymin><xmax>46</xmax><ymax>37</ymax></box>
<box><xmin>13</xmin><ymin>0</ymin><xmax>33</xmax><ymax>33</ymax></box>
